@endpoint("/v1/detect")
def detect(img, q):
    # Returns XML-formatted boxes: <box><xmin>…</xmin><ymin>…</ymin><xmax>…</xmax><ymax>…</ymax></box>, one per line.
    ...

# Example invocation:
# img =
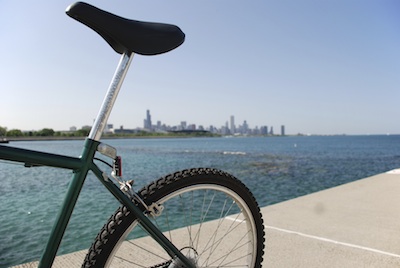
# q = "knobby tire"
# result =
<box><xmin>83</xmin><ymin>168</ymin><xmax>265</xmax><ymax>267</ymax></box>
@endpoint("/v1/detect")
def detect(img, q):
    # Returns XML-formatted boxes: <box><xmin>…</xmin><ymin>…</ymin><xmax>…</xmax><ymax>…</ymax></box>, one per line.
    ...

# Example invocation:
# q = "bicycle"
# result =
<box><xmin>1</xmin><ymin>2</ymin><xmax>265</xmax><ymax>267</ymax></box>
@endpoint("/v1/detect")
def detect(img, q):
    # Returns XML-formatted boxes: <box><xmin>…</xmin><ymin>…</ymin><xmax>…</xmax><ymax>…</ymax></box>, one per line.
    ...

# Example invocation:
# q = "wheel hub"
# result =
<box><xmin>168</xmin><ymin>247</ymin><xmax>198</xmax><ymax>268</ymax></box>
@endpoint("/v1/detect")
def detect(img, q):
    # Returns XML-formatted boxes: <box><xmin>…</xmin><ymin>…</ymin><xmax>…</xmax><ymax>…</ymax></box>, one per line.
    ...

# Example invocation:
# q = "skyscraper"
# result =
<box><xmin>144</xmin><ymin>109</ymin><xmax>152</xmax><ymax>129</ymax></box>
<box><xmin>260</xmin><ymin>126</ymin><xmax>268</xmax><ymax>135</ymax></box>
<box><xmin>243</xmin><ymin>120</ymin><xmax>249</xmax><ymax>134</ymax></box>
<box><xmin>181</xmin><ymin>121</ymin><xmax>187</xmax><ymax>130</ymax></box>
<box><xmin>230</xmin><ymin>115</ymin><xmax>235</xmax><ymax>134</ymax></box>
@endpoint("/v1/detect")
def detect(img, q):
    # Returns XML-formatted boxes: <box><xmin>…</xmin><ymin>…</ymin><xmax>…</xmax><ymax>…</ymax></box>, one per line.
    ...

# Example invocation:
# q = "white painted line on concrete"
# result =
<box><xmin>226</xmin><ymin>216</ymin><xmax>245</xmax><ymax>223</ymax></box>
<box><xmin>266</xmin><ymin>225</ymin><xmax>400</xmax><ymax>259</ymax></box>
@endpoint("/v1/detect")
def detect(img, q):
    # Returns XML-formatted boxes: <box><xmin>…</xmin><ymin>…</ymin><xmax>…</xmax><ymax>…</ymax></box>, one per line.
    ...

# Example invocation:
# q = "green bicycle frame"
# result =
<box><xmin>0</xmin><ymin>52</ymin><xmax>195</xmax><ymax>268</ymax></box>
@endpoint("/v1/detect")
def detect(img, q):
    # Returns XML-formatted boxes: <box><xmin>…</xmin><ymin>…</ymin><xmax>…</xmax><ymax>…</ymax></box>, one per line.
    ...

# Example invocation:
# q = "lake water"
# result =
<box><xmin>1</xmin><ymin>135</ymin><xmax>400</xmax><ymax>266</ymax></box>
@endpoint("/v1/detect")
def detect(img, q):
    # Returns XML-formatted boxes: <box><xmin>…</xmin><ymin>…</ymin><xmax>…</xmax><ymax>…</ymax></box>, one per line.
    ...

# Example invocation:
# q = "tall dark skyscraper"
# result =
<box><xmin>144</xmin><ymin>109</ymin><xmax>152</xmax><ymax>129</ymax></box>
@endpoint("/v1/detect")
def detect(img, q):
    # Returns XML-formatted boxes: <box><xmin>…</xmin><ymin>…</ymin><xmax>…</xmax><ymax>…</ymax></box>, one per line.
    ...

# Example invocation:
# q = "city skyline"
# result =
<box><xmin>108</xmin><ymin>109</ymin><xmax>286</xmax><ymax>136</ymax></box>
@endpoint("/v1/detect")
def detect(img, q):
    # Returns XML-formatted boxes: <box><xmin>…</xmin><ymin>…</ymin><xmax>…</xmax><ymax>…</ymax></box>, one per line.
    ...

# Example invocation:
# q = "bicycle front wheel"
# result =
<box><xmin>84</xmin><ymin>168</ymin><xmax>265</xmax><ymax>267</ymax></box>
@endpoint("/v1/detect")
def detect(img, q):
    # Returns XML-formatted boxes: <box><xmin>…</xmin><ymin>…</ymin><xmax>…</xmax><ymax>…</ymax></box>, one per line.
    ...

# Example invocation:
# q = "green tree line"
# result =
<box><xmin>0</xmin><ymin>126</ymin><xmax>90</xmax><ymax>137</ymax></box>
<box><xmin>0</xmin><ymin>126</ymin><xmax>217</xmax><ymax>138</ymax></box>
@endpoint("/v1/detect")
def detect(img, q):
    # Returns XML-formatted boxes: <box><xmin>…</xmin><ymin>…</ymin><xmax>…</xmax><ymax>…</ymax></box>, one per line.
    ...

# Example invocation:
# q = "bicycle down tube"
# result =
<box><xmin>40</xmin><ymin>51</ymin><xmax>135</xmax><ymax>267</ymax></box>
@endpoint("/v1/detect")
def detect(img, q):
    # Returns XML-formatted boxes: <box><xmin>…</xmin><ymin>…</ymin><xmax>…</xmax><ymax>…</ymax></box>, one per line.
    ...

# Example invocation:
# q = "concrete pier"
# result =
<box><xmin>12</xmin><ymin>169</ymin><xmax>400</xmax><ymax>267</ymax></box>
<box><xmin>262</xmin><ymin>168</ymin><xmax>400</xmax><ymax>267</ymax></box>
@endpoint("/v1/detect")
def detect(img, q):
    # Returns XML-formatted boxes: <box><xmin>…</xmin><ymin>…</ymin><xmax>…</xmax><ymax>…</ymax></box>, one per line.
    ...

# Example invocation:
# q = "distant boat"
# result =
<box><xmin>0</xmin><ymin>138</ymin><xmax>9</xmax><ymax>144</ymax></box>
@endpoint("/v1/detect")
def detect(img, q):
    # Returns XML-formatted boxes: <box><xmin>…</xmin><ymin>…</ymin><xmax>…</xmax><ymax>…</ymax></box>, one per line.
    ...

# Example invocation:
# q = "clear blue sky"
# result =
<box><xmin>1</xmin><ymin>0</ymin><xmax>399</xmax><ymax>135</ymax></box>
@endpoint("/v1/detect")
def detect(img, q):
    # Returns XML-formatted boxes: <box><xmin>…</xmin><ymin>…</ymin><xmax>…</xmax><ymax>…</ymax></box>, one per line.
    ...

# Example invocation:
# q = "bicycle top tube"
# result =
<box><xmin>66</xmin><ymin>2</ymin><xmax>185</xmax><ymax>55</ymax></box>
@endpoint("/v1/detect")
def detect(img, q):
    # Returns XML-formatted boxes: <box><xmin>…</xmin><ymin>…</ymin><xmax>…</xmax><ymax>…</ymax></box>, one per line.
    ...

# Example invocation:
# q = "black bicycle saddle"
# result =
<box><xmin>66</xmin><ymin>2</ymin><xmax>185</xmax><ymax>55</ymax></box>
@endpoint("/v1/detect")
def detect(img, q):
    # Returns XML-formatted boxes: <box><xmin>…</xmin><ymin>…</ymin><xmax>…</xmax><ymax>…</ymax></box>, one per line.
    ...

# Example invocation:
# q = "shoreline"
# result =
<box><xmin>2</xmin><ymin>133</ymin><xmax>399</xmax><ymax>143</ymax></box>
<box><xmin>3</xmin><ymin>135</ymin><xmax>220</xmax><ymax>142</ymax></box>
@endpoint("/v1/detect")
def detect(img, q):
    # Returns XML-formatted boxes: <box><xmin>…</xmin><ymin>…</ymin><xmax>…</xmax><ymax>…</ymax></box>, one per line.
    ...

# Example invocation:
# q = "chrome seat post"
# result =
<box><xmin>89</xmin><ymin>52</ymin><xmax>134</xmax><ymax>141</ymax></box>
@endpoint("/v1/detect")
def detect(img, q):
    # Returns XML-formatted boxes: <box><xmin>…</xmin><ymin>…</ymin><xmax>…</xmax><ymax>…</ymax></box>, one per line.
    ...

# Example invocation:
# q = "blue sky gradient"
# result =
<box><xmin>1</xmin><ymin>1</ymin><xmax>399</xmax><ymax>135</ymax></box>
